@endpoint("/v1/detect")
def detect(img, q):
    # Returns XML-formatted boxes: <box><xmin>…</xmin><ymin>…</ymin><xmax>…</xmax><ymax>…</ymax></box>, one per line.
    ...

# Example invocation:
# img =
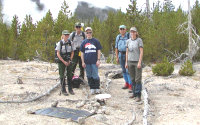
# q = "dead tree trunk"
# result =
<box><xmin>188</xmin><ymin>0</ymin><xmax>193</xmax><ymax>60</ymax></box>
<box><xmin>168</xmin><ymin>0</ymin><xmax>200</xmax><ymax>62</ymax></box>
<box><xmin>146</xmin><ymin>0</ymin><xmax>150</xmax><ymax>18</ymax></box>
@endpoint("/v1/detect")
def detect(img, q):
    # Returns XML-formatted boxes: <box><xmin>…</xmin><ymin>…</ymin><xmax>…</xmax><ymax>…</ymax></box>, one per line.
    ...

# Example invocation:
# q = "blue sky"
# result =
<box><xmin>2</xmin><ymin>0</ymin><xmax>196</xmax><ymax>23</ymax></box>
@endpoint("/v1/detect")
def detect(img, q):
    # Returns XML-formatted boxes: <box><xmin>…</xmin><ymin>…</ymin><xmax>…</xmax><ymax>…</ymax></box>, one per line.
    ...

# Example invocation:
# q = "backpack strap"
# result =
<box><xmin>82</xmin><ymin>32</ymin><xmax>85</xmax><ymax>39</ymax></box>
<box><xmin>117</xmin><ymin>32</ymin><xmax>129</xmax><ymax>50</ymax></box>
<box><xmin>71</xmin><ymin>31</ymin><xmax>76</xmax><ymax>41</ymax></box>
<box><xmin>127</xmin><ymin>32</ymin><xmax>130</xmax><ymax>39</ymax></box>
<box><xmin>68</xmin><ymin>39</ymin><xmax>73</xmax><ymax>51</ymax></box>
<box><xmin>117</xmin><ymin>35</ymin><xmax>121</xmax><ymax>50</ymax></box>
<box><xmin>59</xmin><ymin>40</ymin><xmax>63</xmax><ymax>54</ymax></box>
<box><xmin>72</xmin><ymin>31</ymin><xmax>85</xmax><ymax>41</ymax></box>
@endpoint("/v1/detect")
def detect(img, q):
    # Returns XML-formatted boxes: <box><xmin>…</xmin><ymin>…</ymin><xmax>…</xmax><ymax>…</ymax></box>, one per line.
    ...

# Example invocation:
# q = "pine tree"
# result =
<box><xmin>0</xmin><ymin>23</ymin><xmax>9</xmax><ymax>59</ymax></box>
<box><xmin>9</xmin><ymin>15</ymin><xmax>21</xmax><ymax>59</ymax></box>
<box><xmin>35</xmin><ymin>10</ymin><xmax>55</xmax><ymax>61</ymax></box>
<box><xmin>54</xmin><ymin>0</ymin><xmax>72</xmax><ymax>41</ymax></box>
<box><xmin>18</xmin><ymin>15</ymin><xmax>36</xmax><ymax>60</ymax></box>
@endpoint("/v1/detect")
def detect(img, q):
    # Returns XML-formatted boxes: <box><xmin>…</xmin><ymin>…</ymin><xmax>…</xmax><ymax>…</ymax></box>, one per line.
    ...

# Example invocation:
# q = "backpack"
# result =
<box><xmin>72</xmin><ymin>76</ymin><xmax>82</xmax><ymax>88</ymax></box>
<box><xmin>71</xmin><ymin>31</ymin><xmax>86</xmax><ymax>41</ymax></box>
<box><xmin>55</xmin><ymin>40</ymin><xmax>72</xmax><ymax>63</ymax></box>
<box><xmin>116</xmin><ymin>32</ymin><xmax>130</xmax><ymax>50</ymax></box>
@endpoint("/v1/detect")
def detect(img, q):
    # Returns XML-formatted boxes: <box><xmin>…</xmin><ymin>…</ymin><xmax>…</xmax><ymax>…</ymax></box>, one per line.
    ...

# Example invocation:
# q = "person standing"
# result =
<box><xmin>80</xmin><ymin>27</ymin><xmax>102</xmax><ymax>94</ymax></box>
<box><xmin>115</xmin><ymin>25</ymin><xmax>132</xmax><ymax>91</ymax></box>
<box><xmin>125</xmin><ymin>27</ymin><xmax>143</xmax><ymax>102</ymax></box>
<box><xmin>56</xmin><ymin>30</ymin><xmax>75</xmax><ymax>95</ymax></box>
<box><xmin>70</xmin><ymin>22</ymin><xmax>86</xmax><ymax>80</ymax></box>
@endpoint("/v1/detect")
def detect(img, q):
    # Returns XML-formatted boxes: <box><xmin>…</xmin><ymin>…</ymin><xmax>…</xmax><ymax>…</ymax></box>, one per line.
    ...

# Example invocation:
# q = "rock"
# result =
<box><xmin>97</xmin><ymin>99</ymin><xmax>106</xmax><ymax>106</ymax></box>
<box><xmin>76</xmin><ymin>102</ymin><xmax>85</xmax><ymax>108</ymax></box>
<box><xmin>97</xmin><ymin>109</ymin><xmax>103</xmax><ymax>114</ymax></box>
<box><xmin>83</xmin><ymin>104</ymin><xmax>90</xmax><ymax>109</ymax></box>
<box><xmin>51</xmin><ymin>101</ymin><xmax>58</xmax><ymax>107</ymax></box>
<box><xmin>93</xmin><ymin>102</ymin><xmax>101</xmax><ymax>108</ymax></box>
<box><xmin>97</xmin><ymin>109</ymin><xmax>106</xmax><ymax>114</ymax></box>
<box><xmin>95</xmin><ymin>114</ymin><xmax>108</xmax><ymax>122</ymax></box>
<box><xmin>88</xmin><ymin>105</ymin><xmax>93</xmax><ymax>110</ymax></box>
<box><xmin>104</xmin><ymin>110</ymin><xmax>110</xmax><ymax>115</ymax></box>
<box><xmin>17</xmin><ymin>77</ymin><xmax>23</xmax><ymax>84</ymax></box>
<box><xmin>80</xmin><ymin>101</ymin><xmax>86</xmax><ymax>106</ymax></box>
<box><xmin>20</xmin><ymin>87</ymin><xmax>24</xmax><ymax>89</ymax></box>
<box><xmin>78</xmin><ymin>117</ymin><xmax>85</xmax><ymax>124</ymax></box>
<box><xmin>66</xmin><ymin>118</ymin><xmax>72</xmax><ymax>122</ymax></box>
<box><xmin>90</xmin><ymin>101</ymin><xmax>96</xmax><ymax>105</ymax></box>
<box><xmin>27</xmin><ymin>109</ymin><xmax>35</xmax><ymax>114</ymax></box>
<box><xmin>90</xmin><ymin>109</ymin><xmax>97</xmax><ymax>114</ymax></box>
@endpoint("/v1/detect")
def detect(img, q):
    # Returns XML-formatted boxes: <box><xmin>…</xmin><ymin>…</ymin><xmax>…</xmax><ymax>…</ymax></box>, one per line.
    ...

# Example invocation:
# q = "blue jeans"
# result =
<box><xmin>118</xmin><ymin>52</ymin><xmax>132</xmax><ymax>85</ymax></box>
<box><xmin>85</xmin><ymin>64</ymin><xmax>100</xmax><ymax>89</ymax></box>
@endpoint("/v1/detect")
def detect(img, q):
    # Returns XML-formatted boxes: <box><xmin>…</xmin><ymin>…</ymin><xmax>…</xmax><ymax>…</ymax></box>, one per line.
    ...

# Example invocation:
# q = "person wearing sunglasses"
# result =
<box><xmin>125</xmin><ymin>27</ymin><xmax>143</xmax><ymax>102</ymax></box>
<box><xmin>115</xmin><ymin>25</ymin><xmax>132</xmax><ymax>92</ymax></box>
<box><xmin>70</xmin><ymin>22</ymin><xmax>86</xmax><ymax>81</ymax></box>
<box><xmin>80</xmin><ymin>27</ymin><xmax>102</xmax><ymax>95</ymax></box>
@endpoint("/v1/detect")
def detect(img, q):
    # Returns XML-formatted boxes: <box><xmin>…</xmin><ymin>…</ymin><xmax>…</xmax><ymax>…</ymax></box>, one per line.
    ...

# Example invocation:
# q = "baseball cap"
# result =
<box><xmin>85</xmin><ymin>27</ymin><xmax>92</xmax><ymax>32</ymax></box>
<box><xmin>130</xmin><ymin>27</ymin><xmax>137</xmax><ymax>32</ymax></box>
<box><xmin>119</xmin><ymin>25</ymin><xmax>126</xmax><ymax>29</ymax></box>
<box><xmin>75</xmin><ymin>22</ymin><xmax>82</xmax><ymax>27</ymax></box>
<box><xmin>62</xmin><ymin>30</ymin><xmax>70</xmax><ymax>35</ymax></box>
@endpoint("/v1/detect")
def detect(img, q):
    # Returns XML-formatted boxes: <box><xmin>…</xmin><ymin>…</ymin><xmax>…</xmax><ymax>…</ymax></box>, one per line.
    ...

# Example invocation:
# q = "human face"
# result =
<box><xmin>119</xmin><ymin>28</ymin><xmax>126</xmax><ymax>35</ymax></box>
<box><xmin>75</xmin><ymin>26</ymin><xmax>82</xmax><ymax>33</ymax></box>
<box><xmin>130</xmin><ymin>31</ymin><xmax>137</xmax><ymax>39</ymax></box>
<box><xmin>63</xmin><ymin>34</ymin><xmax>70</xmax><ymax>41</ymax></box>
<box><xmin>86</xmin><ymin>30</ymin><xmax>92</xmax><ymax>39</ymax></box>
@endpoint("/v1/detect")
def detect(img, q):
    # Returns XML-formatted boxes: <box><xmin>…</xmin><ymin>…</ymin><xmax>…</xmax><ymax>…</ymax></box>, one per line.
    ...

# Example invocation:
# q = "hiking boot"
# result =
<box><xmin>129</xmin><ymin>95</ymin><xmax>135</xmax><ymax>99</ymax></box>
<box><xmin>90</xmin><ymin>89</ymin><xmax>95</xmax><ymax>95</ymax></box>
<box><xmin>61</xmin><ymin>78</ymin><xmax>68</xmax><ymax>96</ymax></box>
<box><xmin>135</xmin><ymin>96</ymin><xmax>141</xmax><ymax>102</ymax></box>
<box><xmin>129</xmin><ymin>90</ymin><xmax>133</xmax><ymax>93</ymax></box>
<box><xmin>122</xmin><ymin>82</ymin><xmax>129</xmax><ymax>89</ymax></box>
<box><xmin>62</xmin><ymin>91</ymin><xmax>68</xmax><ymax>96</ymax></box>
<box><xmin>129</xmin><ymin>93</ymin><xmax>136</xmax><ymax>99</ymax></box>
<box><xmin>95</xmin><ymin>89</ymin><xmax>101</xmax><ymax>94</ymax></box>
<box><xmin>69</xmin><ymin>89</ymin><xmax>75</xmax><ymax>95</ymax></box>
<box><xmin>128</xmin><ymin>84</ymin><xmax>132</xmax><ymax>90</ymax></box>
<box><xmin>122</xmin><ymin>86</ymin><xmax>128</xmax><ymax>89</ymax></box>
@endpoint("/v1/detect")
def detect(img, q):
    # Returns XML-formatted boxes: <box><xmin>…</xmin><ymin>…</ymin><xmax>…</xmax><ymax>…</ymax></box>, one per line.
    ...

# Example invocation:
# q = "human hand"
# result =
<box><xmin>137</xmin><ymin>62</ymin><xmax>141</xmax><ymax>69</ymax></box>
<box><xmin>96</xmin><ymin>60</ymin><xmax>100</xmax><ymax>67</ymax></box>
<box><xmin>82</xmin><ymin>62</ymin><xmax>86</xmax><ymax>68</ymax></box>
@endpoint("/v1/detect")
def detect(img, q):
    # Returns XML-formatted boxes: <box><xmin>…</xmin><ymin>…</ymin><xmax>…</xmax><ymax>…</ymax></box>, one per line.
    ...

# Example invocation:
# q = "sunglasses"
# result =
<box><xmin>86</xmin><ymin>32</ymin><xmax>92</xmax><ymax>34</ymax></box>
<box><xmin>120</xmin><ymin>28</ymin><xmax>125</xmax><ymax>30</ymax></box>
<box><xmin>64</xmin><ymin>34</ymin><xmax>70</xmax><ymax>36</ymax></box>
<box><xmin>76</xmin><ymin>26</ymin><xmax>81</xmax><ymax>28</ymax></box>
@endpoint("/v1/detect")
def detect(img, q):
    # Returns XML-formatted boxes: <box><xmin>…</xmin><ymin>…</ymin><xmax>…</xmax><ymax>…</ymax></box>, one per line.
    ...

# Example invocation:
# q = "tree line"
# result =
<box><xmin>0</xmin><ymin>0</ymin><xmax>200</xmax><ymax>63</ymax></box>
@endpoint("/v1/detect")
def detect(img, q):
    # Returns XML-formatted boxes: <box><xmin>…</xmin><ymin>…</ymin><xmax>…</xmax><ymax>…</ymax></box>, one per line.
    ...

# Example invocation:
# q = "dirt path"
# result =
<box><xmin>0</xmin><ymin>60</ymin><xmax>142</xmax><ymax>125</ymax></box>
<box><xmin>0</xmin><ymin>60</ymin><xmax>200</xmax><ymax>125</ymax></box>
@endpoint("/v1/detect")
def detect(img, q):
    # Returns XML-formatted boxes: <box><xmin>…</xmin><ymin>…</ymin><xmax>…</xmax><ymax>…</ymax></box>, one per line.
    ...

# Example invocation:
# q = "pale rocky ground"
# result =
<box><xmin>0</xmin><ymin>60</ymin><xmax>199</xmax><ymax>125</ymax></box>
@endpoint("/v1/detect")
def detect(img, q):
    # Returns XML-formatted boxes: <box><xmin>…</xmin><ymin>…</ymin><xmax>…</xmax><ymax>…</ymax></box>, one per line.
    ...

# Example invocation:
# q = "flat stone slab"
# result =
<box><xmin>35</xmin><ymin>107</ymin><xmax>93</xmax><ymax>122</ymax></box>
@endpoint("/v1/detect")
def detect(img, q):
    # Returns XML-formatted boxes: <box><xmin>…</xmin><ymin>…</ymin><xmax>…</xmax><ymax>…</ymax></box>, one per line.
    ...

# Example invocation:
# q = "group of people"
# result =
<box><xmin>56</xmin><ymin>22</ymin><xmax>143</xmax><ymax>102</ymax></box>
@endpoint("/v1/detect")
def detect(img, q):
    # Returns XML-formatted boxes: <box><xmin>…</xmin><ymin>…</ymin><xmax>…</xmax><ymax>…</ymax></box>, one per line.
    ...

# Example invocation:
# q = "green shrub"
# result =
<box><xmin>106</xmin><ymin>56</ymin><xmax>112</xmax><ymax>63</ymax></box>
<box><xmin>152</xmin><ymin>57</ymin><xmax>174</xmax><ymax>76</ymax></box>
<box><xmin>179</xmin><ymin>60</ymin><xmax>196</xmax><ymax>76</ymax></box>
<box><xmin>106</xmin><ymin>55</ymin><xmax>117</xmax><ymax>64</ymax></box>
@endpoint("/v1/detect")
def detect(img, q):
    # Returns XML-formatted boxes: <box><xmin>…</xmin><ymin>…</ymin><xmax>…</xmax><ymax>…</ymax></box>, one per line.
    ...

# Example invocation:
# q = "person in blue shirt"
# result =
<box><xmin>80</xmin><ymin>27</ymin><xmax>102</xmax><ymax>95</ymax></box>
<box><xmin>115</xmin><ymin>25</ymin><xmax>132</xmax><ymax>91</ymax></box>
